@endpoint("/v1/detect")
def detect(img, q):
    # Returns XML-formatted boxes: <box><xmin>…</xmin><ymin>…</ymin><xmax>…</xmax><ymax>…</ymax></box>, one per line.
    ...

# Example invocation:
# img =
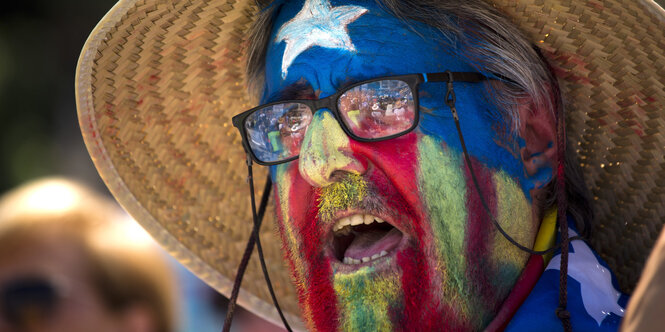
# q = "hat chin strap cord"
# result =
<box><xmin>444</xmin><ymin>71</ymin><xmax>574</xmax><ymax>332</ymax></box>
<box><xmin>222</xmin><ymin>156</ymin><xmax>293</xmax><ymax>332</ymax></box>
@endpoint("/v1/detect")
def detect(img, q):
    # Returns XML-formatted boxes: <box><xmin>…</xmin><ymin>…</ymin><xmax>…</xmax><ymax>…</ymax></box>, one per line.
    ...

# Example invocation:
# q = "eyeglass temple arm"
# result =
<box><xmin>422</xmin><ymin>71</ymin><xmax>517</xmax><ymax>85</ymax></box>
<box><xmin>423</xmin><ymin>72</ymin><xmax>487</xmax><ymax>83</ymax></box>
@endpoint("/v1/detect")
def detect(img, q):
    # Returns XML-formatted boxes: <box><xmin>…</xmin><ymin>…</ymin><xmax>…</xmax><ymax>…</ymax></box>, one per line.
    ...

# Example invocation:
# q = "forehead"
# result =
<box><xmin>262</xmin><ymin>0</ymin><xmax>475</xmax><ymax>101</ymax></box>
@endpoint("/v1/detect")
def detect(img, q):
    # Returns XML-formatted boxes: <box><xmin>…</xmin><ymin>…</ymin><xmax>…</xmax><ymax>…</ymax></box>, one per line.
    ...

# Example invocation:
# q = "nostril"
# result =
<box><xmin>329</xmin><ymin>170</ymin><xmax>352</xmax><ymax>182</ymax></box>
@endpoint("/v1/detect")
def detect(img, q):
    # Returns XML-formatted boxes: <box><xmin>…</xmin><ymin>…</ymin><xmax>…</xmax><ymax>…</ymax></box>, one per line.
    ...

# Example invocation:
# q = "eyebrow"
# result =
<box><xmin>272</xmin><ymin>81</ymin><xmax>316</xmax><ymax>101</ymax></box>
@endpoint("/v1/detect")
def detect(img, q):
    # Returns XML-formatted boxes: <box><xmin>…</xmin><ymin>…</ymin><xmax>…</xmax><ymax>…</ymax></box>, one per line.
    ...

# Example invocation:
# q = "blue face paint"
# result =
<box><xmin>417</xmin><ymin>81</ymin><xmax>550</xmax><ymax>196</ymax></box>
<box><xmin>264</xmin><ymin>0</ymin><xmax>475</xmax><ymax>101</ymax></box>
<box><xmin>263</xmin><ymin>0</ymin><xmax>549</xmax><ymax>196</ymax></box>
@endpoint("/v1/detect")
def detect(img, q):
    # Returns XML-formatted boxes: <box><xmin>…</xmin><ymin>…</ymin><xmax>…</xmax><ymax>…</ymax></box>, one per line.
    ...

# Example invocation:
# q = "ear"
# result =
<box><xmin>518</xmin><ymin>102</ymin><xmax>557</xmax><ymax>178</ymax></box>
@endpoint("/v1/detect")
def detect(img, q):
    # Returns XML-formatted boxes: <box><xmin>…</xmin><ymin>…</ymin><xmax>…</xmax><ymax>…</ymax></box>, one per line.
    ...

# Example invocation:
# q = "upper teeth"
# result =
<box><xmin>333</xmin><ymin>214</ymin><xmax>385</xmax><ymax>233</ymax></box>
<box><xmin>343</xmin><ymin>250</ymin><xmax>388</xmax><ymax>265</ymax></box>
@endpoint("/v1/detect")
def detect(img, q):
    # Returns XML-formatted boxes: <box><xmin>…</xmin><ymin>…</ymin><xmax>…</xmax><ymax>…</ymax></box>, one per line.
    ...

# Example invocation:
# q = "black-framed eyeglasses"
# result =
<box><xmin>0</xmin><ymin>277</ymin><xmax>62</xmax><ymax>327</ymax></box>
<box><xmin>232</xmin><ymin>71</ymin><xmax>489</xmax><ymax>165</ymax></box>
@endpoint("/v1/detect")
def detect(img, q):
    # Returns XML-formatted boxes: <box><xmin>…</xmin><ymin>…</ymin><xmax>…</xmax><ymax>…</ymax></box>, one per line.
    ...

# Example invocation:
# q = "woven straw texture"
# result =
<box><xmin>76</xmin><ymin>0</ymin><xmax>665</xmax><ymax>327</ymax></box>
<box><xmin>497</xmin><ymin>0</ymin><xmax>665</xmax><ymax>294</ymax></box>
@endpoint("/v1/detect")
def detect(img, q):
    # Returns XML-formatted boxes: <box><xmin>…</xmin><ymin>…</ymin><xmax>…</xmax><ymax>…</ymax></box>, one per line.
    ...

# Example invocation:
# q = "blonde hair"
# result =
<box><xmin>0</xmin><ymin>178</ymin><xmax>177</xmax><ymax>332</ymax></box>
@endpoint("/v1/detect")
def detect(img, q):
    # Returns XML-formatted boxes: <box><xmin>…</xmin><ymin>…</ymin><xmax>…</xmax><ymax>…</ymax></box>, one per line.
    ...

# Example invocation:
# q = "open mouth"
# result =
<box><xmin>332</xmin><ymin>214</ymin><xmax>404</xmax><ymax>265</ymax></box>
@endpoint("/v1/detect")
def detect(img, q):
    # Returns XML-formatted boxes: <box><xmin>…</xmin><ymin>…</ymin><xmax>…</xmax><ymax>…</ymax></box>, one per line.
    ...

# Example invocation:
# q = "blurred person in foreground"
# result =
<box><xmin>0</xmin><ymin>178</ymin><xmax>176</xmax><ymax>332</ymax></box>
<box><xmin>621</xmin><ymin>226</ymin><xmax>665</xmax><ymax>332</ymax></box>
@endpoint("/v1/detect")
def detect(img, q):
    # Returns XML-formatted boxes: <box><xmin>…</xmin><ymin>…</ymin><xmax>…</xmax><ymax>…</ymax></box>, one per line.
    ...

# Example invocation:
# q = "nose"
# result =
<box><xmin>298</xmin><ymin>109</ymin><xmax>366</xmax><ymax>187</ymax></box>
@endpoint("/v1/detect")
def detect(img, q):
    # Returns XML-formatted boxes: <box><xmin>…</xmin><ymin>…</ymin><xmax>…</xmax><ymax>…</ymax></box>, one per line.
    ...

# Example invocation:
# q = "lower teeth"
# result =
<box><xmin>343</xmin><ymin>250</ymin><xmax>388</xmax><ymax>265</ymax></box>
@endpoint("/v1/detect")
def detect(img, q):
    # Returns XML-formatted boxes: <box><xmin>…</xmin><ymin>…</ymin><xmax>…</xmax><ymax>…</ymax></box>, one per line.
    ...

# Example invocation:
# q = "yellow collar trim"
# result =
<box><xmin>533</xmin><ymin>208</ymin><xmax>557</xmax><ymax>264</ymax></box>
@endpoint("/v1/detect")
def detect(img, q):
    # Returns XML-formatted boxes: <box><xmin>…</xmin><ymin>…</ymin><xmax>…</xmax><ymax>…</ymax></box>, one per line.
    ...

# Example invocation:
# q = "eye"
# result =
<box><xmin>282</xmin><ymin>105</ymin><xmax>312</xmax><ymax>132</ymax></box>
<box><xmin>278</xmin><ymin>81</ymin><xmax>317</xmax><ymax>101</ymax></box>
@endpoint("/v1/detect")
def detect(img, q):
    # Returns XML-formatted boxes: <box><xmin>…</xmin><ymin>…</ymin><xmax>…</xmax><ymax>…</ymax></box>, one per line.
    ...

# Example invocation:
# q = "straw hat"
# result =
<box><xmin>76</xmin><ymin>0</ymin><xmax>665</xmax><ymax>329</ymax></box>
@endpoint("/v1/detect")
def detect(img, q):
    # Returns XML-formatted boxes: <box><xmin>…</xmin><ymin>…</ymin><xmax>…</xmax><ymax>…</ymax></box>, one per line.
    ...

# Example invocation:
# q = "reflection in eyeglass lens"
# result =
<box><xmin>338</xmin><ymin>80</ymin><xmax>415</xmax><ymax>139</ymax></box>
<box><xmin>245</xmin><ymin>103</ymin><xmax>313</xmax><ymax>163</ymax></box>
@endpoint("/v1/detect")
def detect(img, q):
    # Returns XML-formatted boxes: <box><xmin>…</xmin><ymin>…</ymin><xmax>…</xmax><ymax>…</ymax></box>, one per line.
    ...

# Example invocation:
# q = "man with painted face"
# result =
<box><xmin>233</xmin><ymin>0</ymin><xmax>629</xmax><ymax>331</ymax></box>
<box><xmin>78</xmin><ymin>0</ymin><xmax>665</xmax><ymax>331</ymax></box>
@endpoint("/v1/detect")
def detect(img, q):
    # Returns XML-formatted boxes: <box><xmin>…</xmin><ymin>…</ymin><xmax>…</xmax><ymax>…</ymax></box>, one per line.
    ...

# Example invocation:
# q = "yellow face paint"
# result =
<box><xmin>488</xmin><ymin>171</ymin><xmax>534</xmax><ymax>292</ymax></box>
<box><xmin>318</xmin><ymin>173</ymin><xmax>367</xmax><ymax>221</ymax></box>
<box><xmin>298</xmin><ymin>111</ymin><xmax>356</xmax><ymax>186</ymax></box>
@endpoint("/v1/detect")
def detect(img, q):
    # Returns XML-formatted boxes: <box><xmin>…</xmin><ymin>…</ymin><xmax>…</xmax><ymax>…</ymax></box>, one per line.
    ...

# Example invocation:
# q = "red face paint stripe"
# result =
<box><xmin>272</xmin><ymin>189</ymin><xmax>313</xmax><ymax>324</ymax></box>
<box><xmin>275</xmin><ymin>163</ymin><xmax>338</xmax><ymax>330</ymax></box>
<box><xmin>299</xmin><ymin>188</ymin><xmax>339</xmax><ymax>332</ymax></box>
<box><xmin>397</xmin><ymin>247</ymin><xmax>470</xmax><ymax>331</ymax></box>
<box><xmin>463</xmin><ymin>157</ymin><xmax>499</xmax><ymax>314</ymax></box>
<box><xmin>275</xmin><ymin>164</ymin><xmax>317</xmax><ymax>326</ymax></box>
<box><xmin>349</xmin><ymin>133</ymin><xmax>428</xmax><ymax>229</ymax></box>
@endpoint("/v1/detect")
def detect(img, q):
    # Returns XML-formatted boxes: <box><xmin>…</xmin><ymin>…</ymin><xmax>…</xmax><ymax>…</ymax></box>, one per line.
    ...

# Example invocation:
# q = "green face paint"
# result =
<box><xmin>333</xmin><ymin>266</ymin><xmax>400</xmax><ymax>331</ymax></box>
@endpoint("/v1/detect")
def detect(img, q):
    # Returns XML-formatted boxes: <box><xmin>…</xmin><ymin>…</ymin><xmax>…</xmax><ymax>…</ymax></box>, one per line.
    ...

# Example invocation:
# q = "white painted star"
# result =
<box><xmin>275</xmin><ymin>0</ymin><xmax>368</xmax><ymax>79</ymax></box>
<box><xmin>546</xmin><ymin>229</ymin><xmax>625</xmax><ymax>326</ymax></box>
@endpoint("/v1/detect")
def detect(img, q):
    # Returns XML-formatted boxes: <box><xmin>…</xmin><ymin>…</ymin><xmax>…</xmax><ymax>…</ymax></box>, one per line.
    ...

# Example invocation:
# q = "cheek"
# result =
<box><xmin>418</xmin><ymin>84</ymin><xmax>542</xmax><ymax>199</ymax></box>
<box><xmin>416</xmin><ymin>135</ymin><xmax>470</xmax><ymax>294</ymax></box>
<box><xmin>271</xmin><ymin>163</ymin><xmax>318</xmax><ymax>277</ymax></box>
<box><xmin>416</xmin><ymin>134</ymin><xmax>534</xmax><ymax>318</ymax></box>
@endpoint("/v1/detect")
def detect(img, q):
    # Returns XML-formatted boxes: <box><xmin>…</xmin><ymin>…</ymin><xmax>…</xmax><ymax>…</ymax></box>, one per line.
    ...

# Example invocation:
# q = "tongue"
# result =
<box><xmin>344</xmin><ymin>227</ymin><xmax>402</xmax><ymax>260</ymax></box>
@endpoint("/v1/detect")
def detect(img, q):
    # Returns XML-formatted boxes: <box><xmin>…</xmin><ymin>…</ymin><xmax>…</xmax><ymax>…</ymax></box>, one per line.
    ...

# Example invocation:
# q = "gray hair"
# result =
<box><xmin>245</xmin><ymin>0</ymin><xmax>593</xmax><ymax>235</ymax></box>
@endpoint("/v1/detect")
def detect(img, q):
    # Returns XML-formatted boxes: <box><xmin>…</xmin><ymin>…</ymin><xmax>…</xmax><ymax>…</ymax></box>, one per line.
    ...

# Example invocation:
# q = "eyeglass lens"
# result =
<box><xmin>244</xmin><ymin>79</ymin><xmax>415</xmax><ymax>163</ymax></box>
<box><xmin>1</xmin><ymin>278</ymin><xmax>58</xmax><ymax>326</ymax></box>
<box><xmin>337</xmin><ymin>79</ymin><xmax>415</xmax><ymax>139</ymax></box>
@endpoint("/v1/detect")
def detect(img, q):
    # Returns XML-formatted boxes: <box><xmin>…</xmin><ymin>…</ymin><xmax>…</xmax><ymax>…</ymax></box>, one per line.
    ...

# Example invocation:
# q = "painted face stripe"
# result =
<box><xmin>272</xmin><ymin>194</ymin><xmax>315</xmax><ymax>326</ymax></box>
<box><xmin>490</xmin><ymin>171</ymin><xmax>534</xmax><ymax>291</ymax></box>
<box><xmin>348</xmin><ymin>133</ymin><xmax>423</xmax><ymax>226</ymax></box>
<box><xmin>273</xmin><ymin>163</ymin><xmax>313</xmax><ymax>282</ymax></box>
<box><xmin>462</xmin><ymin>156</ymin><xmax>498</xmax><ymax>325</ymax></box>
<box><xmin>333</xmin><ymin>267</ymin><xmax>398</xmax><ymax>331</ymax></box>
<box><xmin>272</xmin><ymin>164</ymin><xmax>302</xmax><ymax>270</ymax></box>
<box><xmin>397</xmin><ymin>246</ymin><xmax>470</xmax><ymax>331</ymax></box>
<box><xmin>299</xmin><ymin>188</ymin><xmax>339</xmax><ymax>332</ymax></box>
<box><xmin>273</xmin><ymin>163</ymin><xmax>318</xmax><ymax>325</ymax></box>
<box><xmin>417</xmin><ymin>136</ymin><xmax>470</xmax><ymax>316</ymax></box>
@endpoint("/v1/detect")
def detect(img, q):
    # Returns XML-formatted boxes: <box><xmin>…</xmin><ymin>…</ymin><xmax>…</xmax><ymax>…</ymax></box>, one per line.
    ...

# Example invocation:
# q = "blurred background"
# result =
<box><xmin>0</xmin><ymin>1</ymin><xmax>112</xmax><ymax>192</ymax></box>
<box><xmin>0</xmin><ymin>1</ymin><xmax>280</xmax><ymax>331</ymax></box>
